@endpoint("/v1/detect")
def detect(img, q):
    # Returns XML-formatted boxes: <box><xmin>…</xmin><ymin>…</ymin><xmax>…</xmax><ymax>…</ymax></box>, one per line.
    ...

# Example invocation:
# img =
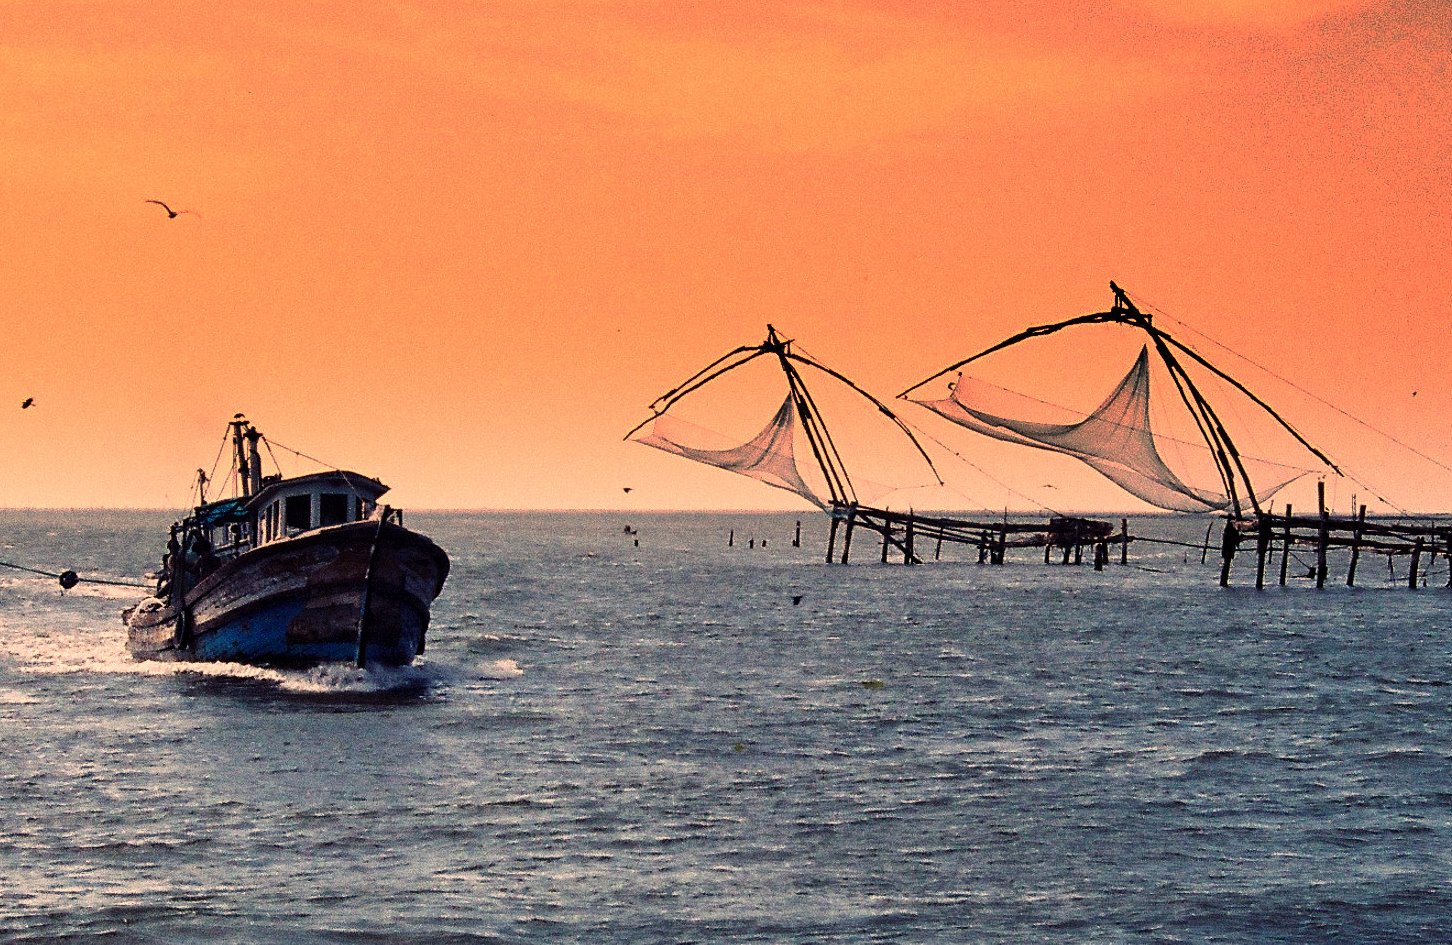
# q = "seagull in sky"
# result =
<box><xmin>622</xmin><ymin>487</ymin><xmax>633</xmax><ymax>493</ymax></box>
<box><xmin>144</xmin><ymin>199</ymin><xmax>198</xmax><ymax>219</ymax></box>
<box><xmin>20</xmin><ymin>397</ymin><xmax>34</xmax><ymax>409</ymax></box>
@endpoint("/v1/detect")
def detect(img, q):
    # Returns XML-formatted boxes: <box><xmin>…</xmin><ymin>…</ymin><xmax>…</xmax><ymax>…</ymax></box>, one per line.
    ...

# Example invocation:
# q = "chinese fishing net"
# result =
<box><xmin>913</xmin><ymin>346</ymin><xmax>1231</xmax><ymax>513</ymax></box>
<box><xmin>633</xmin><ymin>394</ymin><xmax>827</xmax><ymax>509</ymax></box>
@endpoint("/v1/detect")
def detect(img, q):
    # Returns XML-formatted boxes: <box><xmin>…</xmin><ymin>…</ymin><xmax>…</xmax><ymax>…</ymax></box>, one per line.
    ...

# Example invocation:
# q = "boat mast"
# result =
<box><xmin>230</xmin><ymin>414</ymin><xmax>253</xmax><ymax>498</ymax></box>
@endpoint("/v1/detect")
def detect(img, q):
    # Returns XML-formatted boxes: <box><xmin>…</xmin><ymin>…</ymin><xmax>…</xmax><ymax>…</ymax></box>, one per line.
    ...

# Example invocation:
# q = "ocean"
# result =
<box><xmin>0</xmin><ymin>509</ymin><xmax>1448</xmax><ymax>943</ymax></box>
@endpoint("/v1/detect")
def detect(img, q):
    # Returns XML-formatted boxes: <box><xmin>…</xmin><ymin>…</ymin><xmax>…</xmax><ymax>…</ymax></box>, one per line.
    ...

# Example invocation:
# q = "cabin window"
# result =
<box><xmin>285</xmin><ymin>494</ymin><xmax>312</xmax><ymax>532</ymax></box>
<box><xmin>320</xmin><ymin>493</ymin><xmax>350</xmax><ymax>527</ymax></box>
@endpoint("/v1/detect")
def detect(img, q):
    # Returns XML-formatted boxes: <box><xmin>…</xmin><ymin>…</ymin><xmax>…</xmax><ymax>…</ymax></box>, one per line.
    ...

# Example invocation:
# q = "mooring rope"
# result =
<box><xmin>0</xmin><ymin>559</ymin><xmax>150</xmax><ymax>590</ymax></box>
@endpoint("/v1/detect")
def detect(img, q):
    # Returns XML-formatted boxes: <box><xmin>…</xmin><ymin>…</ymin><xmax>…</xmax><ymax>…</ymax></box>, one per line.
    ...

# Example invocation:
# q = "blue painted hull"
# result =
<box><xmin>126</xmin><ymin>520</ymin><xmax>449</xmax><ymax>668</ymax></box>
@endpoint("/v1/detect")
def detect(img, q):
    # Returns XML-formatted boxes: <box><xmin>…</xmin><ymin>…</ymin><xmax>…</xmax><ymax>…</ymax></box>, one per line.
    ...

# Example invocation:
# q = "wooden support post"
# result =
<box><xmin>978</xmin><ymin>532</ymin><xmax>988</xmax><ymax>564</ymax></box>
<box><xmin>904</xmin><ymin>512</ymin><xmax>916</xmax><ymax>565</ymax></box>
<box><xmin>934</xmin><ymin>534</ymin><xmax>943</xmax><ymax>561</ymax></box>
<box><xmin>1044</xmin><ymin>539</ymin><xmax>1052</xmax><ymax>564</ymax></box>
<box><xmin>880</xmin><ymin>522</ymin><xmax>891</xmax><ymax>563</ymax></box>
<box><xmin>1219</xmin><ymin>518</ymin><xmax>1238</xmax><ymax>587</ymax></box>
<box><xmin>793</xmin><ymin>520</ymin><xmax>801</xmax><ymax>548</ymax></box>
<box><xmin>1120</xmin><ymin>518</ymin><xmax>1129</xmax><ymax>565</ymax></box>
<box><xmin>997</xmin><ymin>525</ymin><xmax>1008</xmax><ymax>565</ymax></box>
<box><xmin>1279</xmin><ymin>503</ymin><xmax>1292</xmax><ymax>586</ymax></box>
<box><xmin>1255</xmin><ymin>516</ymin><xmax>1269</xmax><ymax>591</ymax></box>
<box><xmin>1409</xmin><ymin>537</ymin><xmax>1423</xmax><ymax>589</ymax></box>
<box><xmin>1061</xmin><ymin>543</ymin><xmax>1071</xmax><ymax>565</ymax></box>
<box><xmin>1094</xmin><ymin>541</ymin><xmax>1107</xmax><ymax>571</ymax></box>
<box><xmin>729</xmin><ymin>528</ymin><xmax>735</xmax><ymax>548</ymax></box>
<box><xmin>1346</xmin><ymin>504</ymin><xmax>1366</xmax><ymax>587</ymax></box>
<box><xmin>1316</xmin><ymin>481</ymin><xmax>1329</xmax><ymax>590</ymax></box>
<box><xmin>840</xmin><ymin>514</ymin><xmax>855</xmax><ymax>564</ymax></box>
<box><xmin>1202</xmin><ymin>523</ymin><xmax>1213</xmax><ymax>565</ymax></box>
<box><xmin>1074</xmin><ymin>542</ymin><xmax>1083</xmax><ymax>566</ymax></box>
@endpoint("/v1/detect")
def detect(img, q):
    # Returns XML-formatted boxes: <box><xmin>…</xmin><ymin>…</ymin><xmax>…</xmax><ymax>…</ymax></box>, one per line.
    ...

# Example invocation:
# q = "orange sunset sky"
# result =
<box><xmin>1</xmin><ymin>1</ymin><xmax>1449</xmax><ymax>513</ymax></box>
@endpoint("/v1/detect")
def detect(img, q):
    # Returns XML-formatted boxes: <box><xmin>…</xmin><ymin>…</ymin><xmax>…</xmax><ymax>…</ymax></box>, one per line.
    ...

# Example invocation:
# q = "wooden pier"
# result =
<box><xmin>824</xmin><ymin>503</ymin><xmax>1129</xmax><ymax>568</ymax></box>
<box><xmin>1219</xmin><ymin>482</ymin><xmax>1450</xmax><ymax>589</ymax></box>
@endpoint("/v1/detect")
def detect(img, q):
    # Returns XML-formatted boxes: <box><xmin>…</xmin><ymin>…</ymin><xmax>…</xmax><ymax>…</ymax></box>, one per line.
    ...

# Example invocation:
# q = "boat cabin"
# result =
<box><xmin>248</xmin><ymin>471</ymin><xmax>389</xmax><ymax>545</ymax></box>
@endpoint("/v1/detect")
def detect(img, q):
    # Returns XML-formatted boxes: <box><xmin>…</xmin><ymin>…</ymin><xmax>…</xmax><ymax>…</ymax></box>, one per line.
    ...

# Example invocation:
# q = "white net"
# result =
<box><xmin>915</xmin><ymin>347</ymin><xmax>1230</xmax><ymax>513</ymax></box>
<box><xmin>633</xmin><ymin>394</ymin><xmax>827</xmax><ymax>509</ymax></box>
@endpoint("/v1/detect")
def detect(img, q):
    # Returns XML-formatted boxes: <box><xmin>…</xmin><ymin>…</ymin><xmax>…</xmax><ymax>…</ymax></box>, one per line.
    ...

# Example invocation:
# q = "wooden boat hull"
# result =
<box><xmin>125</xmin><ymin>521</ymin><xmax>449</xmax><ymax>667</ymax></box>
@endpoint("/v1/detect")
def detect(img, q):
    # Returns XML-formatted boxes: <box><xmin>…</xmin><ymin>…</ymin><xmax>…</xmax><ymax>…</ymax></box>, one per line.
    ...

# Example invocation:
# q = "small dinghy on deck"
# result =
<box><xmin>124</xmin><ymin>417</ymin><xmax>449</xmax><ymax>667</ymax></box>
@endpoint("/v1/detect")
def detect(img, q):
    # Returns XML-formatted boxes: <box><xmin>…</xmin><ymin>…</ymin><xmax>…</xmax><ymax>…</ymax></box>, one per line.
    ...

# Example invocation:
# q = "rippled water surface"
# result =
<box><xmin>1</xmin><ymin>510</ymin><xmax>1449</xmax><ymax>943</ymax></box>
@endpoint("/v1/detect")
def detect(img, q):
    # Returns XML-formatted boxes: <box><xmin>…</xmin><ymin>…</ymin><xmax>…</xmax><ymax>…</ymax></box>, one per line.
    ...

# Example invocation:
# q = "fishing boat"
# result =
<box><xmin>124</xmin><ymin>416</ymin><xmax>449</xmax><ymax>667</ymax></box>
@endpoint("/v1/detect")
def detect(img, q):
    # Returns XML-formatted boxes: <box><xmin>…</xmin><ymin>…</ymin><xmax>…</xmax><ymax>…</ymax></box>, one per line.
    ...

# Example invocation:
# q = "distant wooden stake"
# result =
<box><xmin>1410</xmin><ymin>537</ymin><xmax>1423</xmax><ymax>589</ymax></box>
<box><xmin>841</xmin><ymin>515</ymin><xmax>855</xmax><ymax>564</ymax></box>
<box><xmin>880</xmin><ymin>524</ymin><xmax>890</xmax><ymax>563</ymax></box>
<box><xmin>904</xmin><ymin>512</ymin><xmax>916</xmax><ymax>565</ymax></box>
<box><xmin>729</xmin><ymin>528</ymin><xmax>735</xmax><ymax>548</ymax></box>
<box><xmin>824</xmin><ymin>519</ymin><xmax>836</xmax><ymax>563</ymax></box>
<box><xmin>1120</xmin><ymin>518</ymin><xmax>1129</xmax><ymax>565</ymax></box>
<box><xmin>1201</xmin><ymin>523</ymin><xmax>1213</xmax><ymax>565</ymax></box>
<box><xmin>1347</xmin><ymin>504</ymin><xmax>1366</xmax><ymax>587</ymax></box>
<box><xmin>794</xmin><ymin>520</ymin><xmax>801</xmax><ymax>548</ymax></box>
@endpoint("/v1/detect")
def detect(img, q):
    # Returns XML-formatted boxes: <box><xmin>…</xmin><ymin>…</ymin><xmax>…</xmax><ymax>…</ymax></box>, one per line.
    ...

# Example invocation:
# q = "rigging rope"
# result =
<box><xmin>898</xmin><ymin>413</ymin><xmax>1060</xmax><ymax>516</ymax></box>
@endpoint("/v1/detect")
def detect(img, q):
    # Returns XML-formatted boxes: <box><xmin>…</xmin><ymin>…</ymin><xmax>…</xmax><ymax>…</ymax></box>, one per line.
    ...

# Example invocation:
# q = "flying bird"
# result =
<box><xmin>622</xmin><ymin>487</ymin><xmax>633</xmax><ymax>493</ymax></box>
<box><xmin>20</xmin><ymin>398</ymin><xmax>34</xmax><ymax>409</ymax></box>
<box><xmin>144</xmin><ymin>199</ymin><xmax>197</xmax><ymax>219</ymax></box>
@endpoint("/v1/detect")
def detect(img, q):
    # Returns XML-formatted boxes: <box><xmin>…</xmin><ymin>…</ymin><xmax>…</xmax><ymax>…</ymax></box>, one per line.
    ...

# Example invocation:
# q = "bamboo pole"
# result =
<box><xmin>905</xmin><ymin>512</ymin><xmax>916</xmax><ymax>565</ymax></box>
<box><xmin>1201</xmin><ymin>523</ymin><xmax>1212</xmax><ymax>565</ymax></box>
<box><xmin>1279</xmin><ymin>503</ymin><xmax>1292</xmax><ymax>586</ymax></box>
<box><xmin>880</xmin><ymin>523</ymin><xmax>891</xmax><ymax>563</ymax></box>
<box><xmin>823</xmin><ymin>520</ymin><xmax>834</xmax><ymax>563</ymax></box>
<box><xmin>1409</xmin><ymin>537</ymin><xmax>1423</xmax><ymax>589</ymax></box>
<box><xmin>794</xmin><ymin>520</ymin><xmax>801</xmax><ymax>548</ymax></box>
<box><xmin>1120</xmin><ymin>518</ymin><xmax>1129</xmax><ymax>565</ymax></box>
<box><xmin>840</xmin><ymin>514</ymin><xmax>855</xmax><ymax>564</ymax></box>
<box><xmin>1346</xmin><ymin>504</ymin><xmax>1366</xmax><ymax>586</ymax></box>
<box><xmin>1255</xmin><ymin>516</ymin><xmax>1269</xmax><ymax>590</ymax></box>
<box><xmin>1219</xmin><ymin>518</ymin><xmax>1237</xmax><ymax>587</ymax></box>
<box><xmin>1316</xmin><ymin>481</ymin><xmax>1328</xmax><ymax>590</ymax></box>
